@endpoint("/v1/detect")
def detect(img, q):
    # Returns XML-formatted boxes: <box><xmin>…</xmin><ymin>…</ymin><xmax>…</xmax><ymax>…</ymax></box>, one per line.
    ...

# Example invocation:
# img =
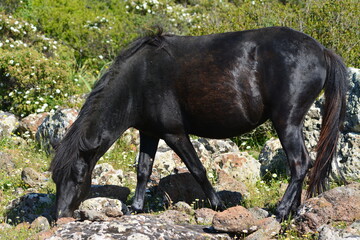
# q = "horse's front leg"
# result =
<box><xmin>163</xmin><ymin>133</ymin><xmax>225</xmax><ymax>211</ymax></box>
<box><xmin>131</xmin><ymin>133</ymin><xmax>159</xmax><ymax>213</ymax></box>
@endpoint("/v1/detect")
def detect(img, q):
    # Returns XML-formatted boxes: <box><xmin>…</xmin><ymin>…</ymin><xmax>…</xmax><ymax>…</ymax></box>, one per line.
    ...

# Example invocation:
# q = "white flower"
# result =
<box><xmin>0</xmin><ymin>42</ymin><xmax>3</xmax><ymax>47</ymax></box>
<box><xmin>98</xmin><ymin>55</ymin><xmax>104</xmax><ymax>60</ymax></box>
<box><xmin>9</xmin><ymin>60</ymin><xmax>14</xmax><ymax>65</ymax></box>
<box><xmin>55</xmin><ymin>89</ymin><xmax>61</xmax><ymax>94</ymax></box>
<box><xmin>272</xmin><ymin>173</ymin><xmax>277</xmax><ymax>178</ymax></box>
<box><xmin>26</xmin><ymin>100</ymin><xmax>31</xmax><ymax>104</ymax></box>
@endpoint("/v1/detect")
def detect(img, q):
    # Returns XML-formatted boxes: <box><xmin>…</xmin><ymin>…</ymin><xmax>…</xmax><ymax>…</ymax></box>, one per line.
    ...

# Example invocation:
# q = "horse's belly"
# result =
<box><xmin>185</xmin><ymin>103</ymin><xmax>266</xmax><ymax>139</ymax></box>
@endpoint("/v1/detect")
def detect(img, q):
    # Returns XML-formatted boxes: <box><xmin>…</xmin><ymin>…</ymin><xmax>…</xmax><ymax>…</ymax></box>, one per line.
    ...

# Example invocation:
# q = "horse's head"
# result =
<box><xmin>53</xmin><ymin>155</ymin><xmax>92</xmax><ymax>219</ymax></box>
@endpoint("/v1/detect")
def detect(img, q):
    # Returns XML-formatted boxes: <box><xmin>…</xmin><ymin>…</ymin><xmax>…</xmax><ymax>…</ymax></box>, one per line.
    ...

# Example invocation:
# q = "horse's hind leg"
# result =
<box><xmin>163</xmin><ymin>133</ymin><xmax>225</xmax><ymax>210</ymax></box>
<box><xmin>131</xmin><ymin>132</ymin><xmax>159</xmax><ymax>212</ymax></box>
<box><xmin>274</xmin><ymin>124</ymin><xmax>312</xmax><ymax>221</ymax></box>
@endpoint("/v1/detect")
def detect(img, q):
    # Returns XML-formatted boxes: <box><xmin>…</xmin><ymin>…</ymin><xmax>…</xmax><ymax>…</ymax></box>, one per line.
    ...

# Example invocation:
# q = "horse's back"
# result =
<box><xmin>135</xmin><ymin>27</ymin><xmax>327</xmax><ymax>138</ymax></box>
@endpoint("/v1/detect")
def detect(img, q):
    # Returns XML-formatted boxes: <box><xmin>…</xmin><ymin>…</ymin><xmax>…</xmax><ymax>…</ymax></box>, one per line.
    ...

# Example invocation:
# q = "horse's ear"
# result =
<box><xmin>72</xmin><ymin>158</ymin><xmax>89</xmax><ymax>184</ymax></box>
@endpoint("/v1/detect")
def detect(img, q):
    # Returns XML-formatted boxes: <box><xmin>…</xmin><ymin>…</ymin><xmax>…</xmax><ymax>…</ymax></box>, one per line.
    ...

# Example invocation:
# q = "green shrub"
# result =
<box><xmin>0</xmin><ymin>13</ymin><xmax>76</xmax><ymax>116</ymax></box>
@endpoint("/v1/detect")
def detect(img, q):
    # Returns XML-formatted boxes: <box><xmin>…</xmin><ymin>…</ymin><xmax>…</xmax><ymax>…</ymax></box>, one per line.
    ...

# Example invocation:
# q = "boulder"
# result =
<box><xmin>35</xmin><ymin>108</ymin><xmax>78</xmax><ymax>154</ymax></box>
<box><xmin>296</xmin><ymin>182</ymin><xmax>360</xmax><ymax>233</ymax></box>
<box><xmin>47</xmin><ymin>214</ymin><xmax>232</xmax><ymax>239</ymax></box>
<box><xmin>212</xmin><ymin>206</ymin><xmax>257</xmax><ymax>233</ymax></box>
<box><xmin>213</xmin><ymin>151</ymin><xmax>260</xmax><ymax>185</ymax></box>
<box><xmin>158</xmin><ymin>172</ymin><xmax>206</xmax><ymax>206</ymax></box>
<box><xmin>0</xmin><ymin>111</ymin><xmax>19</xmax><ymax>138</ymax></box>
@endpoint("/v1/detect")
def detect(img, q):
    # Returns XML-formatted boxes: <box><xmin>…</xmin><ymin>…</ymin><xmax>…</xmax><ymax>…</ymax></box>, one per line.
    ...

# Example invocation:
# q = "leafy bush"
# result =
<box><xmin>0</xmin><ymin>13</ymin><xmax>76</xmax><ymax>116</ymax></box>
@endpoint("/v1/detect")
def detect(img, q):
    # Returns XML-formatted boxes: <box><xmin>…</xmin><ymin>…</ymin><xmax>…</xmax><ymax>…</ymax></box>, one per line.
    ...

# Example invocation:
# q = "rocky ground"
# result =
<box><xmin>0</xmin><ymin>68</ymin><xmax>359</xmax><ymax>239</ymax></box>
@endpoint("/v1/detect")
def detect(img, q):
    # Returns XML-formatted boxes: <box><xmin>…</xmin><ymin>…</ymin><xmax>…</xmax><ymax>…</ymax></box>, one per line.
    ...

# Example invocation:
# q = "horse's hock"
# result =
<box><xmin>260</xmin><ymin>67</ymin><xmax>360</xmax><ymax>181</ymax></box>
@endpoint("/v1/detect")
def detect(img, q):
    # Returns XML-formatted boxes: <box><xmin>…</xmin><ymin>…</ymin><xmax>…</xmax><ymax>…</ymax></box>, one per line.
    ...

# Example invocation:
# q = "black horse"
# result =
<box><xmin>50</xmin><ymin>27</ymin><xmax>348</xmax><ymax>221</ymax></box>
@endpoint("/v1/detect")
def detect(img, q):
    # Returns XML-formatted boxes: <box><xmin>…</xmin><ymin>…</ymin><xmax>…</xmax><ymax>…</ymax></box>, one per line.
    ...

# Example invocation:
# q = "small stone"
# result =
<box><xmin>195</xmin><ymin>208</ymin><xmax>216</xmax><ymax>225</ymax></box>
<box><xmin>21</xmin><ymin>167</ymin><xmax>47</xmax><ymax>188</ymax></box>
<box><xmin>158</xmin><ymin>210</ymin><xmax>191</xmax><ymax>224</ymax></box>
<box><xmin>173</xmin><ymin>201</ymin><xmax>195</xmax><ymax>215</ymax></box>
<box><xmin>30</xmin><ymin>216</ymin><xmax>50</xmax><ymax>232</ymax></box>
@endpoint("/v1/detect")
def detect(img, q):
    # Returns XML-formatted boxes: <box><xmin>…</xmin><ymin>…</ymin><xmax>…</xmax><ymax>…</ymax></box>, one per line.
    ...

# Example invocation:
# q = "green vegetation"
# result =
<box><xmin>0</xmin><ymin>0</ymin><xmax>358</xmax><ymax>239</ymax></box>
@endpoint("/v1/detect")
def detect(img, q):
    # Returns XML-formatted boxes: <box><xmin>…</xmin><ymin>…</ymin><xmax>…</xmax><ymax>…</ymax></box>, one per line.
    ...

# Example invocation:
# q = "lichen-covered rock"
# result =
<box><xmin>334</xmin><ymin>132</ymin><xmax>360</xmax><ymax>181</ymax></box>
<box><xmin>48</xmin><ymin>214</ymin><xmax>232</xmax><ymax>240</ymax></box>
<box><xmin>296</xmin><ymin>182</ymin><xmax>360</xmax><ymax>233</ymax></box>
<box><xmin>75</xmin><ymin>197</ymin><xmax>128</xmax><ymax>221</ymax></box>
<box><xmin>91</xmin><ymin>163</ymin><xmax>124</xmax><ymax>186</ymax></box>
<box><xmin>318</xmin><ymin>224</ymin><xmax>360</xmax><ymax>240</ymax></box>
<box><xmin>213</xmin><ymin>151</ymin><xmax>260</xmax><ymax>185</ymax></box>
<box><xmin>35</xmin><ymin>108</ymin><xmax>78</xmax><ymax>154</ymax></box>
<box><xmin>0</xmin><ymin>111</ymin><xmax>19</xmax><ymax>138</ymax></box>
<box><xmin>344</xmin><ymin>67</ymin><xmax>360</xmax><ymax>133</ymax></box>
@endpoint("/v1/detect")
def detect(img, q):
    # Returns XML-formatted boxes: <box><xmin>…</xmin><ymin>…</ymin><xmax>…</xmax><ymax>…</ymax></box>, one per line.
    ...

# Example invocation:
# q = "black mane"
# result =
<box><xmin>50</xmin><ymin>27</ymin><xmax>169</xmax><ymax>182</ymax></box>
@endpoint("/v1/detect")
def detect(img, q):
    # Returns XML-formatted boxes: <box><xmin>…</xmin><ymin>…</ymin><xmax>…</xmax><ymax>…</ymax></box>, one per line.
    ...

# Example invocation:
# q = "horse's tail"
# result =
<box><xmin>307</xmin><ymin>49</ymin><xmax>348</xmax><ymax>197</ymax></box>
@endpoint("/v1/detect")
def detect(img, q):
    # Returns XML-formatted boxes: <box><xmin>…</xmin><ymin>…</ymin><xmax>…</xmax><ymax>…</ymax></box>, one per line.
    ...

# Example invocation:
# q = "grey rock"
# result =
<box><xmin>195</xmin><ymin>208</ymin><xmax>216</xmax><ymax>225</ymax></box>
<box><xmin>30</xmin><ymin>216</ymin><xmax>51</xmax><ymax>232</ymax></box>
<box><xmin>248</xmin><ymin>207</ymin><xmax>270</xmax><ymax>220</ymax></box>
<box><xmin>173</xmin><ymin>201</ymin><xmax>195</xmax><ymax>215</ymax></box>
<box><xmin>48</xmin><ymin>214</ymin><xmax>232</xmax><ymax>239</ymax></box>
<box><xmin>21</xmin><ymin>167</ymin><xmax>48</xmax><ymax>188</ymax></box>
<box><xmin>258</xmin><ymin>138</ymin><xmax>288</xmax><ymax>176</ymax></box>
<box><xmin>0</xmin><ymin>152</ymin><xmax>15</xmax><ymax>174</ymax></box>
<box><xmin>318</xmin><ymin>224</ymin><xmax>360</xmax><ymax>240</ymax></box>
<box><xmin>35</xmin><ymin>108</ymin><xmax>78</xmax><ymax>154</ymax></box>
<box><xmin>344</xmin><ymin>67</ymin><xmax>360</xmax><ymax>132</ymax></box>
<box><xmin>0</xmin><ymin>111</ymin><xmax>19</xmax><ymax>138</ymax></box>
<box><xmin>91</xmin><ymin>163</ymin><xmax>124</xmax><ymax>186</ymax></box>
<box><xmin>157</xmin><ymin>209</ymin><xmax>192</xmax><ymax>224</ymax></box>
